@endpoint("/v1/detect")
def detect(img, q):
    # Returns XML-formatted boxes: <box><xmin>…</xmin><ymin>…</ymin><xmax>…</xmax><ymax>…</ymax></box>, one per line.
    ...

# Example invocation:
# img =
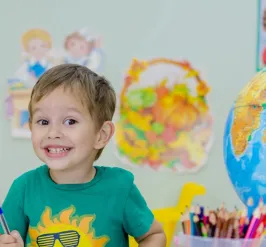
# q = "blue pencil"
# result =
<box><xmin>0</xmin><ymin>207</ymin><xmax>10</xmax><ymax>234</ymax></box>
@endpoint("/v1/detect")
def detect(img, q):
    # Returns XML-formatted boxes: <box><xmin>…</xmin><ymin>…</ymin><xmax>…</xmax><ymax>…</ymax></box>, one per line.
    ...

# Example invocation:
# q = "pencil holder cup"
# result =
<box><xmin>174</xmin><ymin>233</ymin><xmax>266</xmax><ymax>247</ymax></box>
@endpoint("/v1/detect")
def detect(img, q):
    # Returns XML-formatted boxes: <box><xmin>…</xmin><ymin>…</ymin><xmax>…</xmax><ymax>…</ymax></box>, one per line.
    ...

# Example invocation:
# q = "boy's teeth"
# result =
<box><xmin>47</xmin><ymin>148</ymin><xmax>70</xmax><ymax>153</ymax></box>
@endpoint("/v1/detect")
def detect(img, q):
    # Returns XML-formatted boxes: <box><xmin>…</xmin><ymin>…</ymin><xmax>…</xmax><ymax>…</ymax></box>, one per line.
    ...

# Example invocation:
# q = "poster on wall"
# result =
<box><xmin>257</xmin><ymin>0</ymin><xmax>266</xmax><ymax>71</ymax></box>
<box><xmin>114</xmin><ymin>58</ymin><xmax>213</xmax><ymax>174</ymax></box>
<box><xmin>5</xmin><ymin>27</ymin><xmax>104</xmax><ymax>138</ymax></box>
<box><xmin>63</xmin><ymin>28</ymin><xmax>104</xmax><ymax>74</ymax></box>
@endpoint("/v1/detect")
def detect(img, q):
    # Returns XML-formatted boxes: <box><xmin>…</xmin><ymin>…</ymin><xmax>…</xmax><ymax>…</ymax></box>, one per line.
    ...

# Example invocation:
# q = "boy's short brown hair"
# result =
<box><xmin>28</xmin><ymin>64</ymin><xmax>116</xmax><ymax>160</ymax></box>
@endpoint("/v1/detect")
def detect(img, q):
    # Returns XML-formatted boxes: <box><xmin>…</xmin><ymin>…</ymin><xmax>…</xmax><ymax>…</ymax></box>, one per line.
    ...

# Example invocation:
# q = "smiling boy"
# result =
<box><xmin>0</xmin><ymin>64</ymin><xmax>166</xmax><ymax>247</ymax></box>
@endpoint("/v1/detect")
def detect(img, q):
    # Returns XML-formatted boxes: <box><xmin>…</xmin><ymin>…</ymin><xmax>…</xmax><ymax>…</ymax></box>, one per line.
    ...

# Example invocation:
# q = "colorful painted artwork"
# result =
<box><xmin>257</xmin><ymin>0</ymin><xmax>266</xmax><ymax>71</ymax></box>
<box><xmin>114</xmin><ymin>58</ymin><xmax>213</xmax><ymax>173</ymax></box>
<box><xmin>5</xmin><ymin>27</ymin><xmax>104</xmax><ymax>138</ymax></box>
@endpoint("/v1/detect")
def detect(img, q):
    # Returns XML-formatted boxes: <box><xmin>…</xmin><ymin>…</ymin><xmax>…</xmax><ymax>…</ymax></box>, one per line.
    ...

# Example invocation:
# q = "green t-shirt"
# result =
<box><xmin>0</xmin><ymin>165</ymin><xmax>154</xmax><ymax>247</ymax></box>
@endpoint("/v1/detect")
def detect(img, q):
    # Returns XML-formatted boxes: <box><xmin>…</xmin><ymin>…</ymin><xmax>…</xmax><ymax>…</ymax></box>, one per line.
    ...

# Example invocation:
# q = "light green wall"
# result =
<box><xmin>0</xmin><ymin>0</ymin><xmax>258</xmax><ymax>211</ymax></box>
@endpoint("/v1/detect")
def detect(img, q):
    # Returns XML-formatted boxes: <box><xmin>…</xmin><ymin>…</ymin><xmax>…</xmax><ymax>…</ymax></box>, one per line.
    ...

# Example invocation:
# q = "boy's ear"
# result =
<box><xmin>94</xmin><ymin>121</ymin><xmax>115</xmax><ymax>150</ymax></box>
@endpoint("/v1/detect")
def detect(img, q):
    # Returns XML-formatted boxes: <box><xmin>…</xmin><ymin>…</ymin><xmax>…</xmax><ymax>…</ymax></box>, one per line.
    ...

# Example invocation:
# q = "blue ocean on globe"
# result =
<box><xmin>224</xmin><ymin>106</ymin><xmax>266</xmax><ymax>210</ymax></box>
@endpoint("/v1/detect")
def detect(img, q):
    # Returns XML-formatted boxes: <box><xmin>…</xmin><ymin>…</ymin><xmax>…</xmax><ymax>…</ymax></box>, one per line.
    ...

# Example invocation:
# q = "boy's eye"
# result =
<box><xmin>37</xmin><ymin>119</ymin><xmax>49</xmax><ymax>125</ymax></box>
<box><xmin>64</xmin><ymin>119</ymin><xmax>77</xmax><ymax>125</ymax></box>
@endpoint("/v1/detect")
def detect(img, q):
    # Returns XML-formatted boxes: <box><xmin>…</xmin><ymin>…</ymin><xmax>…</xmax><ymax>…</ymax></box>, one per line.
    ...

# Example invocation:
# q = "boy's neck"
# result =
<box><xmin>49</xmin><ymin>165</ymin><xmax>96</xmax><ymax>184</ymax></box>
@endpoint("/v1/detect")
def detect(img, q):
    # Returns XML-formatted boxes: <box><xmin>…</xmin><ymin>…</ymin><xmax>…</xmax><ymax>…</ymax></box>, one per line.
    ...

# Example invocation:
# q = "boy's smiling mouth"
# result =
<box><xmin>47</xmin><ymin>147</ymin><xmax>71</xmax><ymax>153</ymax></box>
<box><xmin>44</xmin><ymin>145</ymin><xmax>73</xmax><ymax>158</ymax></box>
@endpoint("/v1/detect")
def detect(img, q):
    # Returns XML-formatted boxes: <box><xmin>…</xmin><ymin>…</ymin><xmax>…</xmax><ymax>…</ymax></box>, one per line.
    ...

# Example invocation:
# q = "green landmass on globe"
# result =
<box><xmin>231</xmin><ymin>72</ymin><xmax>266</xmax><ymax>156</ymax></box>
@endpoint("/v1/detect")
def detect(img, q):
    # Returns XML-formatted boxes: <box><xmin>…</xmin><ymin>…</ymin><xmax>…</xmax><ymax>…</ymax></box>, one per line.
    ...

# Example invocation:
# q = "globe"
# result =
<box><xmin>224</xmin><ymin>68</ymin><xmax>266</xmax><ymax>210</ymax></box>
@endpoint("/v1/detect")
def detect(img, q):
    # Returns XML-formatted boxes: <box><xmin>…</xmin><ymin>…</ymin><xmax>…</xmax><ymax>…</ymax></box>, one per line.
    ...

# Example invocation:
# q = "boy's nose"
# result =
<box><xmin>47</xmin><ymin>125</ymin><xmax>63</xmax><ymax>139</ymax></box>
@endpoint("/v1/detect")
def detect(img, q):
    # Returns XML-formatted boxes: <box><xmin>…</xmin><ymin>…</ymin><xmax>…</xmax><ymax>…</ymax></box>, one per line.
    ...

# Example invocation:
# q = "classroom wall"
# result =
<box><xmin>0</xmin><ymin>0</ymin><xmax>257</xmax><ymax>209</ymax></box>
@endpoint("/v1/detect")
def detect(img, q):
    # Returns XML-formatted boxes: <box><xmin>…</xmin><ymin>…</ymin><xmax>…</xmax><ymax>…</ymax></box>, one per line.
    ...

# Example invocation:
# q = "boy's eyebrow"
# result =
<box><xmin>32</xmin><ymin>107</ymin><xmax>42</xmax><ymax>115</ymax></box>
<box><xmin>66</xmin><ymin>107</ymin><xmax>82</xmax><ymax>114</ymax></box>
<box><xmin>32</xmin><ymin>107</ymin><xmax>82</xmax><ymax>115</ymax></box>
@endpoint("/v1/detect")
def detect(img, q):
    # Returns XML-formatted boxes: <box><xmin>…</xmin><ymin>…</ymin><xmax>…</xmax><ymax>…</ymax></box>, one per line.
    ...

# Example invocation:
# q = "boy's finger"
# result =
<box><xmin>11</xmin><ymin>230</ymin><xmax>24</xmax><ymax>246</ymax></box>
<box><xmin>0</xmin><ymin>233</ymin><xmax>17</xmax><ymax>243</ymax></box>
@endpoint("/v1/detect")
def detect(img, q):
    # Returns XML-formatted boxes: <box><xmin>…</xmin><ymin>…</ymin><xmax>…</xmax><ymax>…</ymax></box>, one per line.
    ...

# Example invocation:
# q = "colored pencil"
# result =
<box><xmin>221</xmin><ymin>211</ymin><xmax>230</xmax><ymax>238</ymax></box>
<box><xmin>193</xmin><ymin>215</ymin><xmax>202</xmax><ymax>236</ymax></box>
<box><xmin>245</xmin><ymin>209</ymin><xmax>261</xmax><ymax>239</ymax></box>
<box><xmin>233</xmin><ymin>218</ymin><xmax>240</xmax><ymax>239</ymax></box>
<box><xmin>207</xmin><ymin>211</ymin><xmax>217</xmax><ymax>237</ymax></box>
<box><xmin>189</xmin><ymin>206</ymin><xmax>196</xmax><ymax>236</ymax></box>
<box><xmin>226</xmin><ymin>217</ymin><xmax>234</xmax><ymax>238</ymax></box>
<box><xmin>0</xmin><ymin>207</ymin><xmax>10</xmax><ymax>234</ymax></box>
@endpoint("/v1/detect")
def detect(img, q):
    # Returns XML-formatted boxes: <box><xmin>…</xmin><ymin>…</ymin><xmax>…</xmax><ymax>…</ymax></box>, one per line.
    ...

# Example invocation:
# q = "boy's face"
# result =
<box><xmin>31</xmin><ymin>87</ymin><xmax>113</xmax><ymax>172</ymax></box>
<box><xmin>27</xmin><ymin>38</ymin><xmax>50</xmax><ymax>60</ymax></box>
<box><xmin>67</xmin><ymin>37</ymin><xmax>93</xmax><ymax>58</ymax></box>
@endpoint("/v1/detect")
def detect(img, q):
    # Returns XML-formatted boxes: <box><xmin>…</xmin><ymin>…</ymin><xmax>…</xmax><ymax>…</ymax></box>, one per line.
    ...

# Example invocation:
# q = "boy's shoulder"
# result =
<box><xmin>96</xmin><ymin>166</ymin><xmax>134</xmax><ymax>197</ymax></box>
<box><xmin>97</xmin><ymin>166</ymin><xmax>135</xmax><ymax>190</ymax></box>
<box><xmin>11</xmin><ymin>166</ymin><xmax>42</xmax><ymax>187</ymax></box>
<box><xmin>99</xmin><ymin>166</ymin><xmax>133</xmax><ymax>178</ymax></box>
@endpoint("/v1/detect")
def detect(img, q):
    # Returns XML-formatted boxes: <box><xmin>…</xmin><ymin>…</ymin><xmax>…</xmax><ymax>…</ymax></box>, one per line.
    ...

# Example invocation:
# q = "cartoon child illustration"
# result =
<box><xmin>64</xmin><ymin>28</ymin><xmax>103</xmax><ymax>73</ymax></box>
<box><xmin>14</xmin><ymin>29</ymin><xmax>53</xmax><ymax>87</ymax></box>
<box><xmin>6</xmin><ymin>29</ymin><xmax>54</xmax><ymax>137</ymax></box>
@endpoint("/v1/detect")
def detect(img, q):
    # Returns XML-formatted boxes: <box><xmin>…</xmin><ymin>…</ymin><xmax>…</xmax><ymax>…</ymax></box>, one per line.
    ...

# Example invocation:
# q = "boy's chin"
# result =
<box><xmin>46</xmin><ymin>161</ymin><xmax>73</xmax><ymax>172</ymax></box>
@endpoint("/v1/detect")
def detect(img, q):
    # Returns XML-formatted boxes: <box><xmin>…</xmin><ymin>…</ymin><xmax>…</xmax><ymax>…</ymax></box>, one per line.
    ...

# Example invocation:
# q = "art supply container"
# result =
<box><xmin>174</xmin><ymin>233</ymin><xmax>266</xmax><ymax>247</ymax></box>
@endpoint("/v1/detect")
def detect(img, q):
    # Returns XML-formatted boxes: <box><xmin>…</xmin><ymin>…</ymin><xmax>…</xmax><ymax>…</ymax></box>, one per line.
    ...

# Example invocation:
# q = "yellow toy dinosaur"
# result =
<box><xmin>129</xmin><ymin>182</ymin><xmax>206</xmax><ymax>247</ymax></box>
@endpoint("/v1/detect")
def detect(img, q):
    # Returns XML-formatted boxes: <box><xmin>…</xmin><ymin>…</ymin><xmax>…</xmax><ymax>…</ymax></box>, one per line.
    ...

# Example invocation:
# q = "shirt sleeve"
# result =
<box><xmin>0</xmin><ymin>179</ymin><xmax>28</xmax><ymax>241</ymax></box>
<box><xmin>123</xmin><ymin>183</ymin><xmax>154</xmax><ymax>238</ymax></box>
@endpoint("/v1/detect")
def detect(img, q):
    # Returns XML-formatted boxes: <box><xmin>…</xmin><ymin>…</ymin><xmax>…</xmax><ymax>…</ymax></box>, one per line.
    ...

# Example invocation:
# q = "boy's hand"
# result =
<box><xmin>135</xmin><ymin>220</ymin><xmax>166</xmax><ymax>247</ymax></box>
<box><xmin>0</xmin><ymin>231</ymin><xmax>24</xmax><ymax>246</ymax></box>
